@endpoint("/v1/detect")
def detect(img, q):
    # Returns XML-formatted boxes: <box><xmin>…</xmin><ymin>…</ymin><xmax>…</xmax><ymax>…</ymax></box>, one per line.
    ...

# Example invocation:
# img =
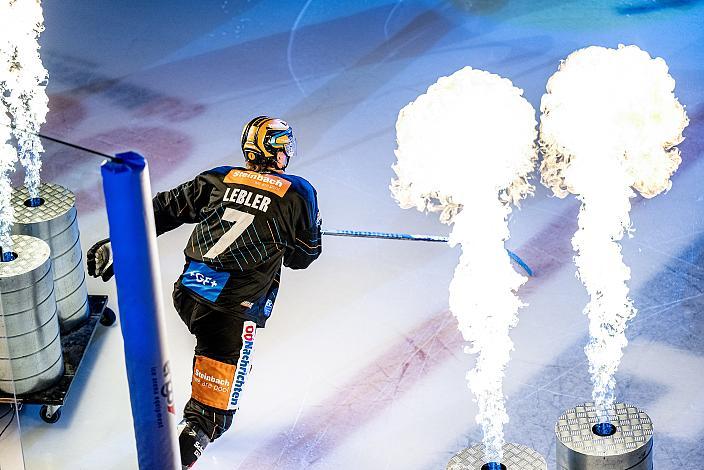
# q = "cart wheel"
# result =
<box><xmin>100</xmin><ymin>308</ymin><xmax>117</xmax><ymax>326</ymax></box>
<box><xmin>39</xmin><ymin>405</ymin><xmax>61</xmax><ymax>424</ymax></box>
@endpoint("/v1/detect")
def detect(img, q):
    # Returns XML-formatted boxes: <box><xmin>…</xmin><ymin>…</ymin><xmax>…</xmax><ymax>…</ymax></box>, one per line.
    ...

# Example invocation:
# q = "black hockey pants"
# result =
<box><xmin>172</xmin><ymin>288</ymin><xmax>257</xmax><ymax>467</ymax></box>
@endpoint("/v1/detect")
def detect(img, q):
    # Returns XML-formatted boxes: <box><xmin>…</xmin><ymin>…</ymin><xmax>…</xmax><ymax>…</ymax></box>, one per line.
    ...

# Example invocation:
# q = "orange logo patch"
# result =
<box><xmin>224</xmin><ymin>170</ymin><xmax>291</xmax><ymax>197</ymax></box>
<box><xmin>191</xmin><ymin>356</ymin><xmax>235</xmax><ymax>410</ymax></box>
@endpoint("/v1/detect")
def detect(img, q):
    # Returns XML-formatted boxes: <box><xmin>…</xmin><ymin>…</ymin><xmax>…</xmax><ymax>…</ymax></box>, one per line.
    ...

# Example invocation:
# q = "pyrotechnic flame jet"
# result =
<box><xmin>539</xmin><ymin>44</ymin><xmax>688</xmax><ymax>423</ymax></box>
<box><xmin>0</xmin><ymin>1</ymin><xmax>20</xmax><ymax>251</ymax></box>
<box><xmin>391</xmin><ymin>66</ymin><xmax>538</xmax><ymax>464</ymax></box>
<box><xmin>0</xmin><ymin>0</ymin><xmax>49</xmax><ymax>201</ymax></box>
<box><xmin>0</xmin><ymin>108</ymin><xmax>17</xmax><ymax>251</ymax></box>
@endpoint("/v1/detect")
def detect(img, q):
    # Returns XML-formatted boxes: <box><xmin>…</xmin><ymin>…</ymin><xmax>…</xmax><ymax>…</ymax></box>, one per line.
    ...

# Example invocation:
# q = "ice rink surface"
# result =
<box><xmin>1</xmin><ymin>1</ymin><xmax>702</xmax><ymax>469</ymax></box>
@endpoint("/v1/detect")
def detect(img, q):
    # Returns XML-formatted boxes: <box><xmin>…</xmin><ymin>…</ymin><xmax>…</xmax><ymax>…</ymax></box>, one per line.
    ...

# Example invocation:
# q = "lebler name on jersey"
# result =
<box><xmin>223</xmin><ymin>187</ymin><xmax>272</xmax><ymax>212</ymax></box>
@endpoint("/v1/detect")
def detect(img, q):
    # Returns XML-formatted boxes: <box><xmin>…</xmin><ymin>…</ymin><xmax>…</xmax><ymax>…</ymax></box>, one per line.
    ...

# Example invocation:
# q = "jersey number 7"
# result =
<box><xmin>203</xmin><ymin>208</ymin><xmax>255</xmax><ymax>259</ymax></box>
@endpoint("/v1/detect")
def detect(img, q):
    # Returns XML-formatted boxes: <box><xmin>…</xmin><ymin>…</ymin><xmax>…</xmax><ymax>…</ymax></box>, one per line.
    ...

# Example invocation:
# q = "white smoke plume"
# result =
<box><xmin>539</xmin><ymin>45</ymin><xmax>688</xmax><ymax>421</ymax></box>
<box><xmin>0</xmin><ymin>0</ymin><xmax>49</xmax><ymax>200</ymax></box>
<box><xmin>392</xmin><ymin>67</ymin><xmax>537</xmax><ymax>463</ymax></box>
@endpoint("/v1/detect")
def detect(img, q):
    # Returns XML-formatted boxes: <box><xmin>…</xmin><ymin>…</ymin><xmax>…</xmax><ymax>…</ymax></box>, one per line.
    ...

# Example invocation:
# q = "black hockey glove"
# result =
<box><xmin>87</xmin><ymin>238</ymin><xmax>114</xmax><ymax>281</ymax></box>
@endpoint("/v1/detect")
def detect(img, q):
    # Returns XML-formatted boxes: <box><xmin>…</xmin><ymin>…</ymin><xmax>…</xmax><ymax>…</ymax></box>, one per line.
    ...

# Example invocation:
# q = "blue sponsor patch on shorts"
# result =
<box><xmin>181</xmin><ymin>261</ymin><xmax>229</xmax><ymax>302</ymax></box>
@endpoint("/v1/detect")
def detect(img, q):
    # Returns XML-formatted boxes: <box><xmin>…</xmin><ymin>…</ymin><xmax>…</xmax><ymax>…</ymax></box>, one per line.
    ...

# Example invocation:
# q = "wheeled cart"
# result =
<box><xmin>0</xmin><ymin>295</ymin><xmax>116</xmax><ymax>423</ymax></box>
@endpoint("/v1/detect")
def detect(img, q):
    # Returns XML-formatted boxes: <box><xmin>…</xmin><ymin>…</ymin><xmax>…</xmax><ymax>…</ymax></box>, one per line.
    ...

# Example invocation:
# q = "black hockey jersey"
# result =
<box><xmin>153</xmin><ymin>166</ymin><xmax>321</xmax><ymax>326</ymax></box>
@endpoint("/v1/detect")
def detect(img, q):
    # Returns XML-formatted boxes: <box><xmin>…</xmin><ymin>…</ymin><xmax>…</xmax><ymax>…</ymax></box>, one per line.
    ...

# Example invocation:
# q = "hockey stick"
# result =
<box><xmin>322</xmin><ymin>229</ymin><xmax>533</xmax><ymax>277</ymax></box>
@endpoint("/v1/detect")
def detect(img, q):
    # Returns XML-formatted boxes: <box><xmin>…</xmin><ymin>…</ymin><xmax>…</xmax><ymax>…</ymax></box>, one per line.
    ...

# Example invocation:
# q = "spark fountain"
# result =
<box><xmin>391</xmin><ymin>66</ymin><xmax>545</xmax><ymax>469</ymax></box>
<box><xmin>540</xmin><ymin>45</ymin><xmax>688</xmax><ymax>469</ymax></box>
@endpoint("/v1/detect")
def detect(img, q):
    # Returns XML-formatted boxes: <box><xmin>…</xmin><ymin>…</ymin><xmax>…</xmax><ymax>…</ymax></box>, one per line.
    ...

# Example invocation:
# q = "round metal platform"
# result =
<box><xmin>555</xmin><ymin>402</ymin><xmax>653</xmax><ymax>469</ymax></box>
<box><xmin>12</xmin><ymin>183</ymin><xmax>89</xmax><ymax>331</ymax></box>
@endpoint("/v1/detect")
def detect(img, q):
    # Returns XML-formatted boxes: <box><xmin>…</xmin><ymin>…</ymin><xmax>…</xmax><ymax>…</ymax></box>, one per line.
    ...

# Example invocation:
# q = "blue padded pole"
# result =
<box><xmin>101</xmin><ymin>152</ymin><xmax>180</xmax><ymax>470</ymax></box>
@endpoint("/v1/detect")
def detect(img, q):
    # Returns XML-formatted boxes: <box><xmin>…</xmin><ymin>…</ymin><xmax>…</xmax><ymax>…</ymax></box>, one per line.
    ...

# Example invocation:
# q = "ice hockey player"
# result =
<box><xmin>87</xmin><ymin>116</ymin><xmax>322</xmax><ymax>468</ymax></box>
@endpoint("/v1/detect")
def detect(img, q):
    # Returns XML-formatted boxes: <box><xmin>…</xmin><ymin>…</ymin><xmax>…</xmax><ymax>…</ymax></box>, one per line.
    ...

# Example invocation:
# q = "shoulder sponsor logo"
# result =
<box><xmin>224</xmin><ymin>170</ymin><xmax>291</xmax><ymax>197</ymax></box>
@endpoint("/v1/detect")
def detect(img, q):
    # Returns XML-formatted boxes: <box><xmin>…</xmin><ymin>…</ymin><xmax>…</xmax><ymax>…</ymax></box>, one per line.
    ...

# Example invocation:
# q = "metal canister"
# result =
<box><xmin>11</xmin><ymin>183</ymin><xmax>89</xmax><ymax>331</ymax></box>
<box><xmin>0</xmin><ymin>235</ymin><xmax>64</xmax><ymax>394</ymax></box>
<box><xmin>447</xmin><ymin>443</ymin><xmax>547</xmax><ymax>470</ymax></box>
<box><xmin>555</xmin><ymin>402</ymin><xmax>653</xmax><ymax>469</ymax></box>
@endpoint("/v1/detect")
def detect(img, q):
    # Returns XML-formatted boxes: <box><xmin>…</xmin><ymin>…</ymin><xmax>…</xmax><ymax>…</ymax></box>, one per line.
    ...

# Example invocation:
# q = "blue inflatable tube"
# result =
<box><xmin>101</xmin><ymin>152</ymin><xmax>180</xmax><ymax>470</ymax></box>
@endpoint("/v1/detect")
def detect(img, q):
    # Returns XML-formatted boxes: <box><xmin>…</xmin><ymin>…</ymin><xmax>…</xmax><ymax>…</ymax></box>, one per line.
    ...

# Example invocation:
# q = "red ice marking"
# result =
<box><xmin>10</xmin><ymin>94</ymin><xmax>89</xmax><ymax>187</ymax></box>
<box><xmin>44</xmin><ymin>94</ymin><xmax>88</xmax><ymax>138</ymax></box>
<box><xmin>76</xmin><ymin>126</ymin><xmax>193</xmax><ymax>213</ymax></box>
<box><xmin>239</xmin><ymin>309</ymin><xmax>463</xmax><ymax>468</ymax></box>
<box><xmin>133</xmin><ymin>96</ymin><xmax>207</xmax><ymax>123</ymax></box>
<box><xmin>55</xmin><ymin>64</ymin><xmax>207</xmax><ymax>124</ymax></box>
<box><xmin>41</xmin><ymin>126</ymin><xmax>193</xmax><ymax>214</ymax></box>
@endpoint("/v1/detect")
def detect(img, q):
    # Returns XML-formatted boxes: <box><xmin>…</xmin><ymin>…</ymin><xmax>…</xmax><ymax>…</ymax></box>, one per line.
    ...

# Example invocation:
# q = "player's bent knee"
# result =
<box><xmin>184</xmin><ymin>398</ymin><xmax>234</xmax><ymax>441</ymax></box>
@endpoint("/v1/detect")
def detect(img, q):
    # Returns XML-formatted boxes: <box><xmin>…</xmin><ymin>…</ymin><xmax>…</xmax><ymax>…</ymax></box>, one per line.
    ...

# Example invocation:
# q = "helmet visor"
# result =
<box><xmin>270</xmin><ymin>129</ymin><xmax>297</xmax><ymax>159</ymax></box>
